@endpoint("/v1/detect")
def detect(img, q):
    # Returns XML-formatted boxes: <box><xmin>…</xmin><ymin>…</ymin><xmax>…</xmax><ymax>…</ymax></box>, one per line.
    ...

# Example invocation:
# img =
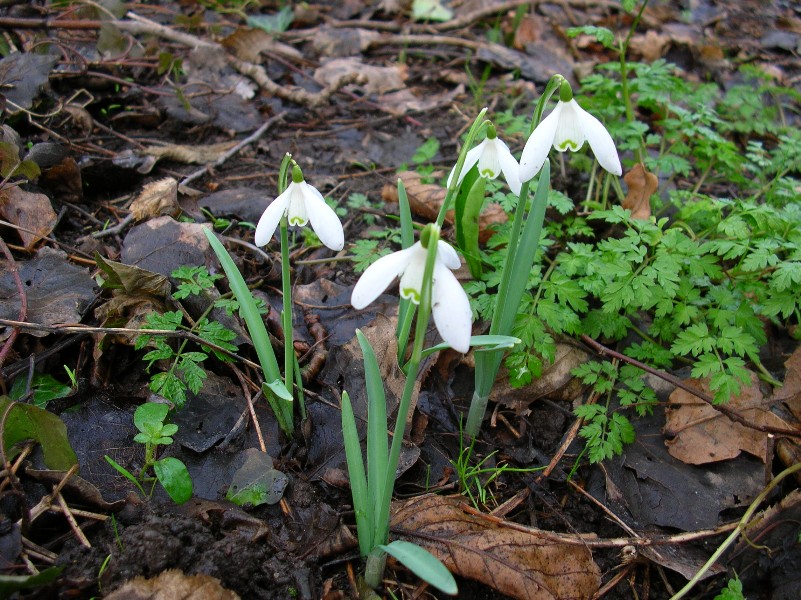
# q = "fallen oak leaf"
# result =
<box><xmin>391</xmin><ymin>494</ymin><xmax>601</xmax><ymax>600</ymax></box>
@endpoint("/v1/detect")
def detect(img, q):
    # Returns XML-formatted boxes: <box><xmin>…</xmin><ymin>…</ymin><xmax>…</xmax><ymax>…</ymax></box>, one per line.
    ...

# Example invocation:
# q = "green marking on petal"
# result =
<box><xmin>288</xmin><ymin>216</ymin><xmax>306</xmax><ymax>226</ymax></box>
<box><xmin>558</xmin><ymin>140</ymin><xmax>579</xmax><ymax>151</ymax></box>
<box><xmin>480</xmin><ymin>168</ymin><xmax>495</xmax><ymax>178</ymax></box>
<box><xmin>401</xmin><ymin>288</ymin><xmax>421</xmax><ymax>303</ymax></box>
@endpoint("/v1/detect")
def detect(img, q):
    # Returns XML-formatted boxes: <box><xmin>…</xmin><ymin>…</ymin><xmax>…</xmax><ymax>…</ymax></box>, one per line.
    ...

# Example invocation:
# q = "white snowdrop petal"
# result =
<box><xmin>431</xmin><ymin>262</ymin><xmax>472</xmax><ymax>353</ymax></box>
<box><xmin>519</xmin><ymin>104</ymin><xmax>561</xmax><ymax>182</ymax></box>
<box><xmin>575</xmin><ymin>103</ymin><xmax>622</xmax><ymax>176</ymax></box>
<box><xmin>351</xmin><ymin>246</ymin><xmax>415</xmax><ymax>309</ymax></box>
<box><xmin>286</xmin><ymin>184</ymin><xmax>309</xmax><ymax>226</ymax></box>
<box><xmin>436</xmin><ymin>240</ymin><xmax>461</xmax><ymax>269</ymax></box>
<box><xmin>254</xmin><ymin>190</ymin><xmax>290</xmax><ymax>246</ymax></box>
<box><xmin>496</xmin><ymin>138</ymin><xmax>522</xmax><ymax>196</ymax></box>
<box><xmin>476</xmin><ymin>139</ymin><xmax>501</xmax><ymax>179</ymax></box>
<box><xmin>302</xmin><ymin>183</ymin><xmax>345</xmax><ymax>251</ymax></box>
<box><xmin>552</xmin><ymin>100</ymin><xmax>586</xmax><ymax>153</ymax></box>
<box><xmin>398</xmin><ymin>244</ymin><xmax>428</xmax><ymax>303</ymax></box>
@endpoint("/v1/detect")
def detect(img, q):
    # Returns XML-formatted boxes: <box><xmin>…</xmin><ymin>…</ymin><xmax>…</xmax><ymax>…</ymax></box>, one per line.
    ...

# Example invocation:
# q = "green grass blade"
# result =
<box><xmin>341</xmin><ymin>391</ymin><xmax>372</xmax><ymax>555</ymax></box>
<box><xmin>357</xmin><ymin>330</ymin><xmax>388</xmax><ymax>539</ymax></box>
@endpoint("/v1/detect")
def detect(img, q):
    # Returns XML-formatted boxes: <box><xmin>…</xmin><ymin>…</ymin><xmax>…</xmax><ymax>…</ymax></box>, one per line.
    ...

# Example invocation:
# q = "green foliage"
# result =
<box><xmin>106</xmin><ymin>403</ymin><xmax>192</xmax><ymax>504</ymax></box>
<box><xmin>412</xmin><ymin>137</ymin><xmax>440</xmax><ymax>164</ymax></box>
<box><xmin>462</xmin><ymin>56</ymin><xmax>801</xmax><ymax>461</ymax></box>
<box><xmin>714</xmin><ymin>576</ymin><xmax>745</xmax><ymax>600</ymax></box>
<box><xmin>135</xmin><ymin>267</ymin><xmax>238</xmax><ymax>407</ymax></box>
<box><xmin>9</xmin><ymin>373</ymin><xmax>73</xmax><ymax>408</ymax></box>
<box><xmin>171</xmin><ymin>265</ymin><xmax>221</xmax><ymax>299</ymax></box>
<box><xmin>351</xmin><ymin>239</ymin><xmax>392</xmax><ymax>273</ymax></box>
<box><xmin>0</xmin><ymin>396</ymin><xmax>78</xmax><ymax>471</ymax></box>
<box><xmin>566</xmin><ymin>26</ymin><xmax>616</xmax><ymax>50</ymax></box>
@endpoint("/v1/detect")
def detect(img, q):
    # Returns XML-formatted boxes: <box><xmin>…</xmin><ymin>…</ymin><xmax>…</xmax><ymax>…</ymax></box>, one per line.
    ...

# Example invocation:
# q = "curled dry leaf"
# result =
<box><xmin>622</xmin><ymin>163</ymin><xmax>657</xmax><ymax>221</ymax></box>
<box><xmin>142</xmin><ymin>141</ymin><xmax>238</xmax><ymax>167</ymax></box>
<box><xmin>391</xmin><ymin>494</ymin><xmax>601</xmax><ymax>600</ymax></box>
<box><xmin>129</xmin><ymin>177</ymin><xmax>180</xmax><ymax>221</ymax></box>
<box><xmin>664</xmin><ymin>371</ymin><xmax>793</xmax><ymax>465</ymax></box>
<box><xmin>314</xmin><ymin>58</ymin><xmax>404</xmax><ymax>95</ymax></box>
<box><xmin>0</xmin><ymin>186</ymin><xmax>57</xmax><ymax>250</ymax></box>
<box><xmin>384</xmin><ymin>171</ymin><xmax>506</xmax><ymax>242</ymax></box>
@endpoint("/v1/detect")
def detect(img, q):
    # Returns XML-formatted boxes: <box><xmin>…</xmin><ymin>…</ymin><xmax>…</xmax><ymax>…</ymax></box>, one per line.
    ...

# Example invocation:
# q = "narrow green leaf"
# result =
<box><xmin>357</xmin><ymin>330</ymin><xmax>388</xmax><ymax>541</ymax></box>
<box><xmin>341</xmin><ymin>391</ymin><xmax>372</xmax><ymax>555</ymax></box>
<box><xmin>456</xmin><ymin>174</ymin><xmax>486</xmax><ymax>278</ymax></box>
<box><xmin>104</xmin><ymin>455</ymin><xmax>147</xmax><ymax>497</ymax></box>
<box><xmin>204</xmin><ymin>227</ymin><xmax>290</xmax><ymax>432</ymax></box>
<box><xmin>203</xmin><ymin>228</ymin><xmax>282</xmax><ymax>384</ymax></box>
<box><xmin>379</xmin><ymin>540</ymin><xmax>458</xmax><ymax>596</ymax></box>
<box><xmin>421</xmin><ymin>335</ymin><xmax>520</xmax><ymax>359</ymax></box>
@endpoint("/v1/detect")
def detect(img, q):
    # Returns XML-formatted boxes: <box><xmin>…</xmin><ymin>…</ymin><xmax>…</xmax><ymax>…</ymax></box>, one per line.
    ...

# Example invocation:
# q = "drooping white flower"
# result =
<box><xmin>519</xmin><ymin>82</ymin><xmax>621</xmax><ymax>182</ymax></box>
<box><xmin>351</xmin><ymin>237</ymin><xmax>472</xmax><ymax>353</ymax></box>
<box><xmin>447</xmin><ymin>124</ymin><xmax>522</xmax><ymax>196</ymax></box>
<box><xmin>255</xmin><ymin>166</ymin><xmax>344</xmax><ymax>251</ymax></box>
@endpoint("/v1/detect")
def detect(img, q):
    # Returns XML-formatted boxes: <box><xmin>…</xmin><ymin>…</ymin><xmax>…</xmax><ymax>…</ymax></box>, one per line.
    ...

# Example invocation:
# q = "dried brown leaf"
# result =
<box><xmin>314</xmin><ymin>58</ymin><xmax>406</xmax><ymax>95</ymax></box>
<box><xmin>129</xmin><ymin>177</ymin><xmax>180</xmax><ymax>221</ymax></box>
<box><xmin>221</xmin><ymin>27</ymin><xmax>302</xmax><ymax>63</ymax></box>
<box><xmin>104</xmin><ymin>569</ymin><xmax>239</xmax><ymax>600</ymax></box>
<box><xmin>630</xmin><ymin>30</ymin><xmax>671</xmax><ymax>61</ymax></box>
<box><xmin>0</xmin><ymin>186</ymin><xmax>57</xmax><ymax>249</ymax></box>
<box><xmin>386</xmin><ymin>171</ymin><xmax>506</xmax><ymax>242</ymax></box>
<box><xmin>142</xmin><ymin>142</ymin><xmax>238</xmax><ymax>165</ymax></box>
<box><xmin>622</xmin><ymin>163</ymin><xmax>657</xmax><ymax>220</ymax></box>
<box><xmin>775</xmin><ymin>343</ymin><xmax>801</xmax><ymax>422</ymax></box>
<box><xmin>664</xmin><ymin>371</ymin><xmax>792</xmax><ymax>464</ymax></box>
<box><xmin>391</xmin><ymin>494</ymin><xmax>601</xmax><ymax>600</ymax></box>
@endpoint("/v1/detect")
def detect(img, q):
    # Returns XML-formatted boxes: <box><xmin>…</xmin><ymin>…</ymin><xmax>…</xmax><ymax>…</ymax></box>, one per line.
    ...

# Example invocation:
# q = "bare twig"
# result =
<box><xmin>91</xmin><ymin>213</ymin><xmax>134</xmax><ymax>239</ymax></box>
<box><xmin>0</xmin><ymin>319</ymin><xmax>261</xmax><ymax>372</ymax></box>
<box><xmin>55</xmin><ymin>492</ymin><xmax>91</xmax><ymax>548</ymax></box>
<box><xmin>230</xmin><ymin>365</ymin><xmax>267</xmax><ymax>454</ymax></box>
<box><xmin>581</xmin><ymin>335</ymin><xmax>801</xmax><ymax>439</ymax></box>
<box><xmin>180</xmin><ymin>112</ymin><xmax>287</xmax><ymax>187</ymax></box>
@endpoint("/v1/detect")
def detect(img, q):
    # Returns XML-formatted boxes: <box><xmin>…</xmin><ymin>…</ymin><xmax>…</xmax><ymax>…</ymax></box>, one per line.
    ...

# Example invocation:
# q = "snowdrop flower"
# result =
<box><xmin>255</xmin><ymin>165</ymin><xmax>344</xmax><ymax>251</ymax></box>
<box><xmin>351</xmin><ymin>230</ymin><xmax>472</xmax><ymax>353</ymax></box>
<box><xmin>447</xmin><ymin>124</ymin><xmax>522</xmax><ymax>196</ymax></box>
<box><xmin>520</xmin><ymin>80</ymin><xmax>621</xmax><ymax>182</ymax></box>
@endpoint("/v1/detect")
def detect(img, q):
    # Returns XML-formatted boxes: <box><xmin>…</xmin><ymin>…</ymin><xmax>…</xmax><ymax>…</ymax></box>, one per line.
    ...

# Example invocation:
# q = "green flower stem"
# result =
<box><xmin>436</xmin><ymin>109</ymin><xmax>488</xmax><ymax>227</ymax></box>
<box><xmin>618</xmin><ymin>0</ymin><xmax>649</xmax><ymax>163</ymax></box>
<box><xmin>365</xmin><ymin>228</ymin><xmax>440</xmax><ymax>589</ymax></box>
<box><xmin>280</xmin><ymin>218</ymin><xmax>295</xmax><ymax>425</ymax></box>
<box><xmin>464</xmin><ymin>77</ymin><xmax>562</xmax><ymax>438</ymax></box>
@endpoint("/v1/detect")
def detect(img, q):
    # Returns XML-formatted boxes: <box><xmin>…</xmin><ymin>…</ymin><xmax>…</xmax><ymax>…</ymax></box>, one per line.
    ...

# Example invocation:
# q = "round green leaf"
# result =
<box><xmin>153</xmin><ymin>457</ymin><xmax>192</xmax><ymax>504</ymax></box>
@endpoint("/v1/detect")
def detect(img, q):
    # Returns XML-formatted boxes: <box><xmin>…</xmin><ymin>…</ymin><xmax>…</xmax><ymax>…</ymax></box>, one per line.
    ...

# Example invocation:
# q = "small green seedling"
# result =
<box><xmin>105</xmin><ymin>402</ymin><xmax>192</xmax><ymax>504</ymax></box>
